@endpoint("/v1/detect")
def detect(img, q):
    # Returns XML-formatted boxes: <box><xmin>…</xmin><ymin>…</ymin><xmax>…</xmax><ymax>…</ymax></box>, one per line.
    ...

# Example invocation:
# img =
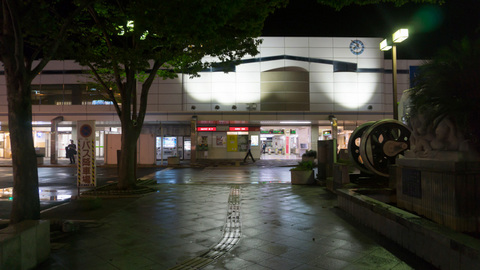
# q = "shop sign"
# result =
<box><xmin>229</xmin><ymin>127</ymin><xmax>249</xmax><ymax>131</ymax></box>
<box><xmin>323</xmin><ymin>130</ymin><xmax>332</xmax><ymax>136</ymax></box>
<box><xmin>77</xmin><ymin>120</ymin><xmax>96</xmax><ymax>187</ymax></box>
<box><xmin>227</xmin><ymin>135</ymin><xmax>238</xmax><ymax>152</ymax></box>
<box><xmin>197</xmin><ymin>127</ymin><xmax>216</xmax><ymax>131</ymax></box>
<box><xmin>261</xmin><ymin>129</ymin><xmax>285</xmax><ymax>134</ymax></box>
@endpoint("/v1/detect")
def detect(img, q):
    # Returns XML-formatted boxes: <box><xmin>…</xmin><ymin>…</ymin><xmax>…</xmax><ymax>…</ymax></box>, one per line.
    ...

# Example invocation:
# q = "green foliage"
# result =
<box><xmin>302</xmin><ymin>150</ymin><xmax>317</xmax><ymax>158</ymax></box>
<box><xmin>290</xmin><ymin>161</ymin><xmax>315</xmax><ymax>171</ymax></box>
<box><xmin>70</xmin><ymin>0</ymin><xmax>286</xmax><ymax>79</ymax></box>
<box><xmin>410</xmin><ymin>38</ymin><xmax>480</xmax><ymax>149</ymax></box>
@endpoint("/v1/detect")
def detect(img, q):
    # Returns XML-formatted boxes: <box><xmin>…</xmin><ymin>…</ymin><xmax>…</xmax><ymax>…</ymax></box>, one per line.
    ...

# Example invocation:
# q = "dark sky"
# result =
<box><xmin>262</xmin><ymin>0</ymin><xmax>480</xmax><ymax>59</ymax></box>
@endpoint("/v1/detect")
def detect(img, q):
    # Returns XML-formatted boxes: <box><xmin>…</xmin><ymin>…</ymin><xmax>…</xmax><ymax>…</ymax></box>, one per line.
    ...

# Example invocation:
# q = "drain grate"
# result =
<box><xmin>169</xmin><ymin>186</ymin><xmax>241</xmax><ymax>270</ymax></box>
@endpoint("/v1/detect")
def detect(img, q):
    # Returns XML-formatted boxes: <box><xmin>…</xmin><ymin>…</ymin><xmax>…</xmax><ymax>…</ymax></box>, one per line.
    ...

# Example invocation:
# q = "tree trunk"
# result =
<box><xmin>6</xmin><ymin>69</ymin><xmax>40</xmax><ymax>224</ymax></box>
<box><xmin>117</xmin><ymin>121</ymin><xmax>140</xmax><ymax>190</ymax></box>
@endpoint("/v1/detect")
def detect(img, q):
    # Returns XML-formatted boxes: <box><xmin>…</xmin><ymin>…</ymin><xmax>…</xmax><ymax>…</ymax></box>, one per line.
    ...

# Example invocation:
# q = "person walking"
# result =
<box><xmin>67</xmin><ymin>139</ymin><xmax>77</xmax><ymax>164</ymax></box>
<box><xmin>243</xmin><ymin>140</ymin><xmax>255</xmax><ymax>163</ymax></box>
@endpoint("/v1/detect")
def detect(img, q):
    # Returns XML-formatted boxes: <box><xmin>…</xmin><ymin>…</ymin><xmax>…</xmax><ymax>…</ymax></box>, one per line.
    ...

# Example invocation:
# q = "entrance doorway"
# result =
<box><xmin>156</xmin><ymin>136</ymin><xmax>191</xmax><ymax>161</ymax></box>
<box><xmin>260</xmin><ymin>126</ymin><xmax>310</xmax><ymax>160</ymax></box>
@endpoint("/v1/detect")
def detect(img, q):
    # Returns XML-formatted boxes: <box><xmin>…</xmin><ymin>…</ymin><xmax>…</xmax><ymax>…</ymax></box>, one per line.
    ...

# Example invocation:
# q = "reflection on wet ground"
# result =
<box><xmin>147</xmin><ymin>166</ymin><xmax>305</xmax><ymax>185</ymax></box>
<box><xmin>0</xmin><ymin>187</ymin><xmax>73</xmax><ymax>202</ymax></box>
<box><xmin>39</xmin><ymin>188</ymin><xmax>73</xmax><ymax>201</ymax></box>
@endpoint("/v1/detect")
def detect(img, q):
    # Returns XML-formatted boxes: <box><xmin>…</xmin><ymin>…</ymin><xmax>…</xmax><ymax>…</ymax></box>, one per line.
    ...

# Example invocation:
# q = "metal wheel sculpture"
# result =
<box><xmin>359</xmin><ymin>119</ymin><xmax>411</xmax><ymax>177</ymax></box>
<box><xmin>347</xmin><ymin>121</ymin><xmax>375</xmax><ymax>174</ymax></box>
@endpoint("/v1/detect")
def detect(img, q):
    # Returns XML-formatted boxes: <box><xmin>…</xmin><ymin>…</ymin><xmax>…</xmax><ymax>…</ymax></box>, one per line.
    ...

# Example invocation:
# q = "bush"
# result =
<box><xmin>290</xmin><ymin>161</ymin><xmax>315</xmax><ymax>171</ymax></box>
<box><xmin>302</xmin><ymin>150</ymin><xmax>317</xmax><ymax>158</ymax></box>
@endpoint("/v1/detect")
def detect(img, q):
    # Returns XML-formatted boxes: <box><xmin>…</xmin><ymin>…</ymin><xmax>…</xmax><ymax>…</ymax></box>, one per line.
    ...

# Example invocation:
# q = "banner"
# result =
<box><xmin>77</xmin><ymin>121</ymin><xmax>96</xmax><ymax>187</ymax></box>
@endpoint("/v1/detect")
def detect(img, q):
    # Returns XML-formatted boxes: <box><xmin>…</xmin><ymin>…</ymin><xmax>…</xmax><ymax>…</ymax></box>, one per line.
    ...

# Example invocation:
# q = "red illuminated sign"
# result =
<box><xmin>229</xmin><ymin>127</ymin><xmax>249</xmax><ymax>131</ymax></box>
<box><xmin>197</xmin><ymin>127</ymin><xmax>216</xmax><ymax>131</ymax></box>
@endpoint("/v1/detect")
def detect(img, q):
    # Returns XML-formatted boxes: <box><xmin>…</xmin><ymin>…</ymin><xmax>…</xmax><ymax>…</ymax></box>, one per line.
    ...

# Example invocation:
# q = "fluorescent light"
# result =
<box><xmin>380</xmin><ymin>39</ymin><xmax>392</xmax><ymax>51</ymax></box>
<box><xmin>279</xmin><ymin>121</ymin><xmax>311</xmax><ymax>124</ymax></box>
<box><xmin>393</xmin><ymin>29</ymin><xmax>409</xmax><ymax>43</ymax></box>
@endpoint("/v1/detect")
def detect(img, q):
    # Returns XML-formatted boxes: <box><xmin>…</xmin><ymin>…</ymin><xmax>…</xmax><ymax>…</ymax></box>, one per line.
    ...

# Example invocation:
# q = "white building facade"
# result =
<box><xmin>0</xmin><ymin>37</ymin><xmax>423</xmax><ymax>163</ymax></box>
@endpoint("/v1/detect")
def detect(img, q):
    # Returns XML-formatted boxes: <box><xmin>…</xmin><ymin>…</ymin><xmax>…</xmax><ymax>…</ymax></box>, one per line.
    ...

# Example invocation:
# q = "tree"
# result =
<box><xmin>71</xmin><ymin>0</ymin><xmax>288</xmax><ymax>190</ymax></box>
<box><xmin>0</xmin><ymin>0</ymin><xmax>90</xmax><ymax>224</ymax></box>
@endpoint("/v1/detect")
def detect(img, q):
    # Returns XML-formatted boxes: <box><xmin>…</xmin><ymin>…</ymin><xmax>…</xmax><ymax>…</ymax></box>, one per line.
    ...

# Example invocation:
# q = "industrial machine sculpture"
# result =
<box><xmin>348</xmin><ymin>119</ymin><xmax>411</xmax><ymax>177</ymax></box>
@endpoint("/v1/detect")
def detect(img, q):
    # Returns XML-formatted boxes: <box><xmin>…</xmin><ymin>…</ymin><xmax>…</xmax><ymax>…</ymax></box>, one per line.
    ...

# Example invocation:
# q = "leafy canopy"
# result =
<box><xmin>71</xmin><ymin>0</ymin><xmax>286</xmax><ymax>79</ymax></box>
<box><xmin>410</xmin><ymin>38</ymin><xmax>480</xmax><ymax>147</ymax></box>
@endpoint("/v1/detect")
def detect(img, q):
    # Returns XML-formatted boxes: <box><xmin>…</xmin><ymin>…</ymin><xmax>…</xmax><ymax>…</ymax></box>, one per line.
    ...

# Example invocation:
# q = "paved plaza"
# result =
<box><xmin>35</xmin><ymin>161</ymin><xmax>436</xmax><ymax>270</ymax></box>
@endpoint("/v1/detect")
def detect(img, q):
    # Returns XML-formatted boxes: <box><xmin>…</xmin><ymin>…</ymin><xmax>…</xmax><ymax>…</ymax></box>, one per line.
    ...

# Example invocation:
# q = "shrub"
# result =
<box><xmin>302</xmin><ymin>150</ymin><xmax>317</xmax><ymax>158</ymax></box>
<box><xmin>290</xmin><ymin>161</ymin><xmax>315</xmax><ymax>171</ymax></box>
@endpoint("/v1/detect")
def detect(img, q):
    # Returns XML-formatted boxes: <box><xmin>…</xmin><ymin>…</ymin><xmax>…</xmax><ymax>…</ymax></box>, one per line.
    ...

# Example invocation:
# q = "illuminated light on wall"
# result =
<box><xmin>185</xmin><ymin>72</ymin><xmax>261</xmax><ymax>105</ymax></box>
<box><xmin>197</xmin><ymin>127</ymin><xmax>217</xmax><ymax>131</ymax></box>
<box><xmin>323</xmin><ymin>76</ymin><xmax>379</xmax><ymax>109</ymax></box>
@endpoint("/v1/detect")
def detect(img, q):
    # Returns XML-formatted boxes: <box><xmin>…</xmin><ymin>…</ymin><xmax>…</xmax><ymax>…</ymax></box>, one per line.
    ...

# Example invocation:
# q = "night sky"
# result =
<box><xmin>262</xmin><ymin>0</ymin><xmax>480</xmax><ymax>59</ymax></box>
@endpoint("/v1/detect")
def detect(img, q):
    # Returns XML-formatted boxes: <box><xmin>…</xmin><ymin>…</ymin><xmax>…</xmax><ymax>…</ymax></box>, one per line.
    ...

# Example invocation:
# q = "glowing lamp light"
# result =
<box><xmin>379</xmin><ymin>28</ymin><xmax>409</xmax><ymax>120</ymax></box>
<box><xmin>380</xmin><ymin>39</ymin><xmax>392</xmax><ymax>51</ymax></box>
<box><xmin>392</xmin><ymin>29</ymin><xmax>409</xmax><ymax>43</ymax></box>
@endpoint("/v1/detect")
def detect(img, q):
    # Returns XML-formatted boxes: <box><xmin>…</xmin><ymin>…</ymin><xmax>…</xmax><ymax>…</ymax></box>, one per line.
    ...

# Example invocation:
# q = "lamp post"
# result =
<box><xmin>380</xmin><ymin>29</ymin><xmax>409</xmax><ymax>120</ymax></box>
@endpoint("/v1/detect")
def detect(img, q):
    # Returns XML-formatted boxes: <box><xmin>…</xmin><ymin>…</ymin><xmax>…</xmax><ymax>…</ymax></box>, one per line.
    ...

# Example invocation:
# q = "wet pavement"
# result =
<box><xmin>32</xmin><ymin>159</ymin><xmax>436</xmax><ymax>270</ymax></box>
<box><xmin>0</xmin><ymin>160</ymin><xmax>161</xmax><ymax>220</ymax></box>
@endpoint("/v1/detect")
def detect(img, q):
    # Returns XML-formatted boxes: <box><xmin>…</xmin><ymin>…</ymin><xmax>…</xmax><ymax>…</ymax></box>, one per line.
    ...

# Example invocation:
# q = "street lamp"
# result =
<box><xmin>380</xmin><ymin>29</ymin><xmax>409</xmax><ymax>120</ymax></box>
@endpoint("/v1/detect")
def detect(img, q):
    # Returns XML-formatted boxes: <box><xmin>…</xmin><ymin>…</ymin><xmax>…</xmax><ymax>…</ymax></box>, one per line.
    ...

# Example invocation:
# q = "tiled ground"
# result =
<box><xmin>37</xmin><ymin>166</ymin><xmax>436</xmax><ymax>270</ymax></box>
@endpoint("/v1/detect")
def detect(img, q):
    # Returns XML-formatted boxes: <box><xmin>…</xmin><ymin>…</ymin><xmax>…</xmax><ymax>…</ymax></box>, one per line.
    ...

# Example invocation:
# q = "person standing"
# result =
<box><xmin>243</xmin><ymin>140</ymin><xmax>255</xmax><ymax>163</ymax></box>
<box><xmin>67</xmin><ymin>139</ymin><xmax>77</xmax><ymax>164</ymax></box>
<box><xmin>262</xmin><ymin>142</ymin><xmax>267</xmax><ymax>154</ymax></box>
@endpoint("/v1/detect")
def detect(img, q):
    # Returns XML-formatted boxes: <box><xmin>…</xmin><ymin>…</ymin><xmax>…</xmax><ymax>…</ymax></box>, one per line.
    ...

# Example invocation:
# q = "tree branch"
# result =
<box><xmin>137</xmin><ymin>60</ymin><xmax>163</xmax><ymax>128</ymax></box>
<box><xmin>4</xmin><ymin>0</ymin><xmax>25</xmax><ymax>77</ymax></box>
<box><xmin>87</xmin><ymin>5</ymin><xmax>124</xmax><ymax>96</ymax></box>
<box><xmin>29</xmin><ymin>0</ymin><xmax>94</xmax><ymax>82</ymax></box>
<box><xmin>86</xmin><ymin>63</ymin><xmax>122</xmax><ymax>118</ymax></box>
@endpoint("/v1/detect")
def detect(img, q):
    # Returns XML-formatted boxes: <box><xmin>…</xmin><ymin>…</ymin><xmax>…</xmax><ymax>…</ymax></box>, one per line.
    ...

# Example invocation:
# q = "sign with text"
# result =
<box><xmin>229</xmin><ymin>127</ymin><xmax>249</xmax><ymax>131</ymax></box>
<box><xmin>197</xmin><ymin>127</ymin><xmax>216</xmax><ymax>131</ymax></box>
<box><xmin>77</xmin><ymin>121</ymin><xmax>96</xmax><ymax>187</ymax></box>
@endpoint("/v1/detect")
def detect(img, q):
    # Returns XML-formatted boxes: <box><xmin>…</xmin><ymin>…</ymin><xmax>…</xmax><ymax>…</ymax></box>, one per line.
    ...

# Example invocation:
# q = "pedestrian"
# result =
<box><xmin>67</xmin><ymin>139</ymin><xmax>77</xmax><ymax>164</ymax></box>
<box><xmin>262</xmin><ymin>142</ymin><xmax>267</xmax><ymax>154</ymax></box>
<box><xmin>243</xmin><ymin>140</ymin><xmax>255</xmax><ymax>163</ymax></box>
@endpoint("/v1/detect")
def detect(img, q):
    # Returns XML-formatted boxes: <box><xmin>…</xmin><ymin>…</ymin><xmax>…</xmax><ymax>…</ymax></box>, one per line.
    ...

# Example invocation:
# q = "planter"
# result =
<box><xmin>37</xmin><ymin>156</ymin><xmax>44</xmax><ymax>165</ymax></box>
<box><xmin>301</xmin><ymin>156</ymin><xmax>315</xmax><ymax>163</ymax></box>
<box><xmin>290</xmin><ymin>170</ymin><xmax>315</xmax><ymax>185</ymax></box>
<box><xmin>167</xmin><ymin>156</ymin><xmax>180</xmax><ymax>165</ymax></box>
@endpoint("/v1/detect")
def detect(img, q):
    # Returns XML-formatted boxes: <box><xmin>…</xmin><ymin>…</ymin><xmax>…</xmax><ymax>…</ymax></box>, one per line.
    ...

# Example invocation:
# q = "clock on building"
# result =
<box><xmin>349</xmin><ymin>39</ymin><xmax>365</xmax><ymax>55</ymax></box>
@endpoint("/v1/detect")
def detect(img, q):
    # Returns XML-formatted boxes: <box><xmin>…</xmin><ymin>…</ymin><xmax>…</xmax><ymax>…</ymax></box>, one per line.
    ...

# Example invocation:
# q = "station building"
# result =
<box><xmin>0</xmin><ymin>37</ymin><xmax>422</xmax><ymax>164</ymax></box>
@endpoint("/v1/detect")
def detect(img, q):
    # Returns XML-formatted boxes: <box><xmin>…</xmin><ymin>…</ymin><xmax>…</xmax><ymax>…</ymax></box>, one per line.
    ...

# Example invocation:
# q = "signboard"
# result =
<box><xmin>77</xmin><ymin>121</ymin><xmax>96</xmax><ymax>187</ymax></box>
<box><xmin>251</xmin><ymin>135</ymin><xmax>259</xmax><ymax>146</ymax></box>
<box><xmin>229</xmin><ymin>127</ymin><xmax>249</xmax><ymax>131</ymax></box>
<box><xmin>197</xmin><ymin>127</ymin><xmax>216</xmax><ymax>131</ymax></box>
<box><xmin>227</xmin><ymin>135</ymin><xmax>238</xmax><ymax>152</ymax></box>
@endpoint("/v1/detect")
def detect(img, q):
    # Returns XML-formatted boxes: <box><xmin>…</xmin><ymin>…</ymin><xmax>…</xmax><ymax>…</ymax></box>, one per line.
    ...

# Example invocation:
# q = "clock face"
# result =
<box><xmin>349</xmin><ymin>40</ymin><xmax>365</xmax><ymax>55</ymax></box>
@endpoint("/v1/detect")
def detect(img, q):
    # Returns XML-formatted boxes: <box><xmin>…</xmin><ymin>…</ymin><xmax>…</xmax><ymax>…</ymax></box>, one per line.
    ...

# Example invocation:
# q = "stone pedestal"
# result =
<box><xmin>394</xmin><ymin>158</ymin><xmax>480</xmax><ymax>233</ymax></box>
